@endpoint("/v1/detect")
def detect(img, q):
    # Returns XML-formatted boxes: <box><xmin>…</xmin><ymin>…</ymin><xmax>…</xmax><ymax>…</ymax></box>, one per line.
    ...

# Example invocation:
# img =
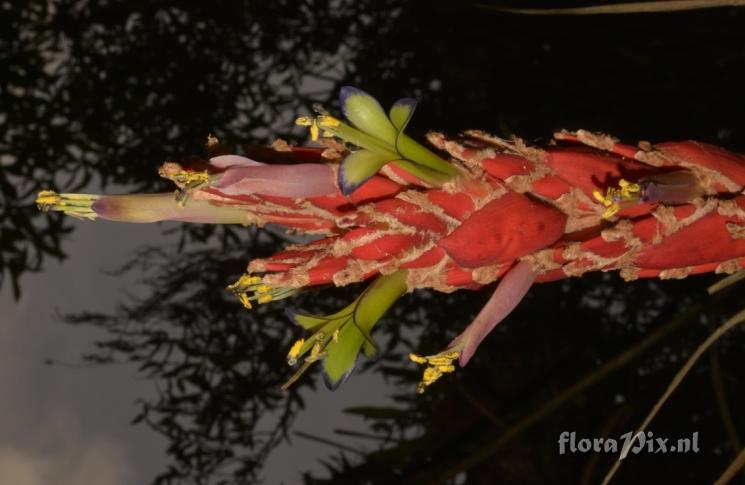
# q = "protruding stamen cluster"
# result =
<box><xmin>593</xmin><ymin>178</ymin><xmax>641</xmax><ymax>219</ymax></box>
<box><xmin>159</xmin><ymin>164</ymin><xmax>212</xmax><ymax>206</ymax></box>
<box><xmin>409</xmin><ymin>350</ymin><xmax>460</xmax><ymax>394</ymax></box>
<box><xmin>227</xmin><ymin>274</ymin><xmax>298</xmax><ymax>310</ymax></box>
<box><xmin>295</xmin><ymin>115</ymin><xmax>341</xmax><ymax>141</ymax></box>
<box><xmin>36</xmin><ymin>190</ymin><xmax>100</xmax><ymax>220</ymax></box>
<box><xmin>282</xmin><ymin>328</ymin><xmax>336</xmax><ymax>390</ymax></box>
<box><xmin>170</xmin><ymin>169</ymin><xmax>210</xmax><ymax>188</ymax></box>
<box><xmin>286</xmin><ymin>334</ymin><xmax>327</xmax><ymax>367</ymax></box>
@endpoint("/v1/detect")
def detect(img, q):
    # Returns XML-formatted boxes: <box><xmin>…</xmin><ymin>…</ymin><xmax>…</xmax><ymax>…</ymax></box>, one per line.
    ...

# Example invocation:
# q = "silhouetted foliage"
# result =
<box><xmin>302</xmin><ymin>276</ymin><xmax>745</xmax><ymax>484</ymax></box>
<box><xmin>5</xmin><ymin>1</ymin><xmax>745</xmax><ymax>484</ymax></box>
<box><xmin>64</xmin><ymin>232</ymin><xmax>314</xmax><ymax>483</ymax></box>
<box><xmin>1</xmin><ymin>0</ymin><xmax>400</xmax><ymax>296</ymax></box>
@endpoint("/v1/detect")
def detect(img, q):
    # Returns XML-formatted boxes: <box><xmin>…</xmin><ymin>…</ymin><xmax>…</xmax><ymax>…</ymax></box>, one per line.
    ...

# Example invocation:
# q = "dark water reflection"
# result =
<box><xmin>3</xmin><ymin>1</ymin><xmax>745</xmax><ymax>483</ymax></box>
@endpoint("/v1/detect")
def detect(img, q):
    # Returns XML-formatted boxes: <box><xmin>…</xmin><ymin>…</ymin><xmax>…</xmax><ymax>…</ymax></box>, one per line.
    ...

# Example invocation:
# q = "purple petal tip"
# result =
<box><xmin>393</xmin><ymin>97</ymin><xmax>417</xmax><ymax>109</ymax></box>
<box><xmin>322</xmin><ymin>361</ymin><xmax>355</xmax><ymax>391</ymax></box>
<box><xmin>337</xmin><ymin>170</ymin><xmax>355</xmax><ymax>196</ymax></box>
<box><xmin>339</xmin><ymin>86</ymin><xmax>366</xmax><ymax>118</ymax></box>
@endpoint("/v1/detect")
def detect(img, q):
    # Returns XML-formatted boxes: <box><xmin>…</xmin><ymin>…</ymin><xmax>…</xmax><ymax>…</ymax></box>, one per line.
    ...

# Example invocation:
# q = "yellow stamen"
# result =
<box><xmin>305</xmin><ymin>341</ymin><xmax>327</xmax><ymax>363</ymax></box>
<box><xmin>409</xmin><ymin>351</ymin><xmax>460</xmax><ymax>394</ymax></box>
<box><xmin>35</xmin><ymin>190</ymin><xmax>99</xmax><ymax>220</ymax></box>
<box><xmin>36</xmin><ymin>190</ymin><xmax>62</xmax><ymax>206</ymax></box>
<box><xmin>295</xmin><ymin>116</ymin><xmax>318</xmax><ymax>141</ymax></box>
<box><xmin>237</xmin><ymin>293</ymin><xmax>253</xmax><ymax>310</ymax></box>
<box><xmin>227</xmin><ymin>273</ymin><xmax>299</xmax><ymax>310</ymax></box>
<box><xmin>409</xmin><ymin>353</ymin><xmax>427</xmax><ymax>364</ymax></box>
<box><xmin>332</xmin><ymin>328</ymin><xmax>340</xmax><ymax>343</ymax></box>
<box><xmin>239</xmin><ymin>275</ymin><xmax>263</xmax><ymax>286</ymax></box>
<box><xmin>593</xmin><ymin>178</ymin><xmax>641</xmax><ymax>220</ymax></box>
<box><xmin>287</xmin><ymin>338</ymin><xmax>305</xmax><ymax>366</ymax></box>
<box><xmin>295</xmin><ymin>115</ymin><xmax>341</xmax><ymax>142</ymax></box>
<box><xmin>170</xmin><ymin>169</ymin><xmax>210</xmax><ymax>188</ymax></box>
<box><xmin>317</xmin><ymin>115</ymin><xmax>341</xmax><ymax>129</ymax></box>
<box><xmin>158</xmin><ymin>164</ymin><xmax>213</xmax><ymax>207</ymax></box>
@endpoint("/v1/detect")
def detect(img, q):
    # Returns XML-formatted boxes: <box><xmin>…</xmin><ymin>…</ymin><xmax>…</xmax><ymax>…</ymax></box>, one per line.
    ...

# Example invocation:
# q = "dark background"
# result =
<box><xmin>2</xmin><ymin>1</ymin><xmax>745</xmax><ymax>483</ymax></box>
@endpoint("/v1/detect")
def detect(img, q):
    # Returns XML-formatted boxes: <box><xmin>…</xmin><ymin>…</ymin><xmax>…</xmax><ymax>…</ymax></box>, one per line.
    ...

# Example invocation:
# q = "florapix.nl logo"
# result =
<box><xmin>558</xmin><ymin>431</ymin><xmax>699</xmax><ymax>459</ymax></box>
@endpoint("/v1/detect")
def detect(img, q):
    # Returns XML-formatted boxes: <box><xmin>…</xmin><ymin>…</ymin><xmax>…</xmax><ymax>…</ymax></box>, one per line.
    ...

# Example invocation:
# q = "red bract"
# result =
<box><xmin>192</xmin><ymin>131</ymin><xmax>744</xmax><ymax>387</ymax></box>
<box><xmin>205</xmin><ymin>131</ymin><xmax>744</xmax><ymax>294</ymax></box>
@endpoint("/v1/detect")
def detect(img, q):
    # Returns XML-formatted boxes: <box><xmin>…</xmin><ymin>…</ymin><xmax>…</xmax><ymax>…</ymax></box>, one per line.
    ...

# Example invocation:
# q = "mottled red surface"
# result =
<box><xmin>193</xmin><ymin>132</ymin><xmax>745</xmax><ymax>292</ymax></box>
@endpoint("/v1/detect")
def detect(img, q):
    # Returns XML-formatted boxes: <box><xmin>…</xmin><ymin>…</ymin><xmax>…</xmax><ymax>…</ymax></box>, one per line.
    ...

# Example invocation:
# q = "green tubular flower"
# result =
<box><xmin>282</xmin><ymin>270</ymin><xmax>408</xmax><ymax>389</ymax></box>
<box><xmin>296</xmin><ymin>87</ymin><xmax>460</xmax><ymax>194</ymax></box>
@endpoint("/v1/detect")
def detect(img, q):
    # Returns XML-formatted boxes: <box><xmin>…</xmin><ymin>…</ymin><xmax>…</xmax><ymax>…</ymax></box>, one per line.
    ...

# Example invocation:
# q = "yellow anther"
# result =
<box><xmin>35</xmin><ymin>190</ymin><xmax>99</xmax><ymax>220</ymax></box>
<box><xmin>158</xmin><ymin>164</ymin><xmax>212</xmax><ymax>206</ymax></box>
<box><xmin>592</xmin><ymin>189</ymin><xmax>611</xmax><ymax>207</ymax></box>
<box><xmin>228</xmin><ymin>274</ymin><xmax>260</xmax><ymax>289</ymax></box>
<box><xmin>305</xmin><ymin>341</ymin><xmax>327</xmax><ymax>363</ymax></box>
<box><xmin>317</xmin><ymin>115</ymin><xmax>341</xmax><ymax>129</ymax></box>
<box><xmin>227</xmin><ymin>274</ymin><xmax>261</xmax><ymax>310</ymax></box>
<box><xmin>310</xmin><ymin>342</ymin><xmax>321</xmax><ymax>356</ymax></box>
<box><xmin>409</xmin><ymin>351</ymin><xmax>460</xmax><ymax>394</ymax></box>
<box><xmin>237</xmin><ymin>293</ymin><xmax>253</xmax><ymax>310</ymax></box>
<box><xmin>179</xmin><ymin>170</ymin><xmax>209</xmax><ymax>185</ymax></box>
<box><xmin>408</xmin><ymin>353</ymin><xmax>427</xmax><ymax>364</ymax></box>
<box><xmin>295</xmin><ymin>115</ymin><xmax>341</xmax><ymax>142</ymax></box>
<box><xmin>602</xmin><ymin>205</ymin><xmax>621</xmax><ymax>219</ymax></box>
<box><xmin>426</xmin><ymin>353</ymin><xmax>460</xmax><ymax>366</ymax></box>
<box><xmin>593</xmin><ymin>178</ymin><xmax>642</xmax><ymax>220</ymax></box>
<box><xmin>422</xmin><ymin>367</ymin><xmax>440</xmax><ymax>384</ymax></box>
<box><xmin>295</xmin><ymin>116</ymin><xmax>320</xmax><ymax>141</ymax></box>
<box><xmin>36</xmin><ymin>190</ymin><xmax>62</xmax><ymax>206</ymax></box>
<box><xmin>227</xmin><ymin>274</ymin><xmax>297</xmax><ymax>309</ymax></box>
<box><xmin>287</xmin><ymin>338</ymin><xmax>305</xmax><ymax>366</ymax></box>
<box><xmin>332</xmin><ymin>328</ymin><xmax>340</xmax><ymax>343</ymax></box>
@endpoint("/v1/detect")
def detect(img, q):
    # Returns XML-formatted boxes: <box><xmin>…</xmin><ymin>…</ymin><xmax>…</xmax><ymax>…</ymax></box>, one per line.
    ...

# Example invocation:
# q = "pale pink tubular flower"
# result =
<box><xmin>36</xmin><ymin>191</ymin><xmax>251</xmax><ymax>224</ymax></box>
<box><xmin>210</xmin><ymin>154</ymin><xmax>337</xmax><ymax>198</ymax></box>
<box><xmin>409</xmin><ymin>261</ymin><xmax>536</xmax><ymax>393</ymax></box>
<box><xmin>37</xmin><ymin>154</ymin><xmax>339</xmax><ymax>225</ymax></box>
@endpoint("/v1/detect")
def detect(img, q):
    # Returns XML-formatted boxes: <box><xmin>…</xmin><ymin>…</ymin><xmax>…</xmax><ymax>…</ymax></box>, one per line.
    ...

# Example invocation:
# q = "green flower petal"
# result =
<box><xmin>340</xmin><ymin>86</ymin><xmax>398</xmax><ymax>145</ymax></box>
<box><xmin>338</xmin><ymin>150</ymin><xmax>393</xmax><ymax>195</ymax></box>
<box><xmin>389</xmin><ymin>97</ymin><xmax>417</xmax><ymax>131</ymax></box>
<box><xmin>396</xmin><ymin>134</ymin><xmax>460</xmax><ymax>177</ymax></box>
<box><xmin>322</xmin><ymin>321</ymin><xmax>367</xmax><ymax>389</ymax></box>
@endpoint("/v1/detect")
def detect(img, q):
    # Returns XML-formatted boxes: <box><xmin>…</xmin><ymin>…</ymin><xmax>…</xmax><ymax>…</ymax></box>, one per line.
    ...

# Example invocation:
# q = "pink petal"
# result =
<box><xmin>209</xmin><ymin>155</ymin><xmax>264</xmax><ymax>169</ymax></box>
<box><xmin>216</xmin><ymin>163</ymin><xmax>337</xmax><ymax>198</ymax></box>
<box><xmin>457</xmin><ymin>260</ymin><xmax>537</xmax><ymax>366</ymax></box>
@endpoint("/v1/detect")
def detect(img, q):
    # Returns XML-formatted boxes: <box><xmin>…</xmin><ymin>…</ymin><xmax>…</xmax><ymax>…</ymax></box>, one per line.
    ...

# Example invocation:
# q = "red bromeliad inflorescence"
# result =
<box><xmin>37</xmin><ymin>88</ymin><xmax>745</xmax><ymax>392</ymax></box>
